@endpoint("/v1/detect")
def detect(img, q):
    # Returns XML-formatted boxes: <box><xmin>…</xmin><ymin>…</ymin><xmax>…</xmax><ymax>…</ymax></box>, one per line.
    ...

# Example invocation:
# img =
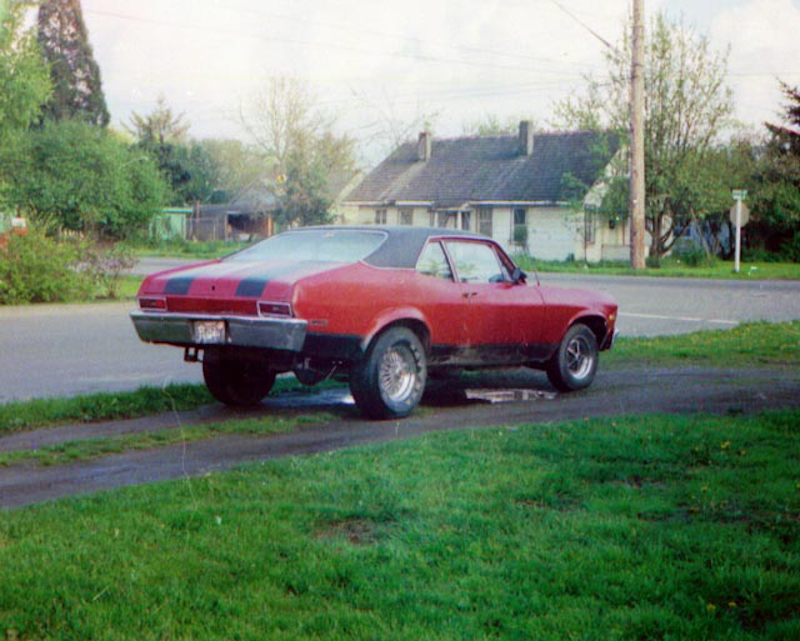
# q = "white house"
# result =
<box><xmin>340</xmin><ymin>122</ymin><xmax>635</xmax><ymax>262</ymax></box>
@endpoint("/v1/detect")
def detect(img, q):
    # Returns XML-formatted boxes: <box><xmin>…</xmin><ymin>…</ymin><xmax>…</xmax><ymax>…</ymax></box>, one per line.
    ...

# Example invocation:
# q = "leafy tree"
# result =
<box><xmin>125</xmin><ymin>94</ymin><xmax>189</xmax><ymax>145</ymax></box>
<box><xmin>0</xmin><ymin>1</ymin><xmax>51</xmax><ymax>144</ymax></box>
<box><xmin>4</xmin><ymin>119</ymin><xmax>168</xmax><ymax>238</ymax></box>
<box><xmin>37</xmin><ymin>0</ymin><xmax>109</xmax><ymax>126</ymax></box>
<box><xmin>0</xmin><ymin>1</ymin><xmax>51</xmax><ymax>211</ymax></box>
<box><xmin>126</xmin><ymin>95</ymin><xmax>194</xmax><ymax>204</ymax></box>
<box><xmin>174</xmin><ymin>139</ymin><xmax>266</xmax><ymax>205</ymax></box>
<box><xmin>554</xmin><ymin>13</ymin><xmax>735</xmax><ymax>260</ymax></box>
<box><xmin>241</xmin><ymin>77</ymin><xmax>357</xmax><ymax>227</ymax></box>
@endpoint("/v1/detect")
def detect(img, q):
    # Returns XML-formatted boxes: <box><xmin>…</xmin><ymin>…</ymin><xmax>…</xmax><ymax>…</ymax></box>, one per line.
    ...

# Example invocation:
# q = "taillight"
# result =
<box><xmin>139</xmin><ymin>297</ymin><xmax>167</xmax><ymax>311</ymax></box>
<box><xmin>258</xmin><ymin>301</ymin><xmax>292</xmax><ymax>317</ymax></box>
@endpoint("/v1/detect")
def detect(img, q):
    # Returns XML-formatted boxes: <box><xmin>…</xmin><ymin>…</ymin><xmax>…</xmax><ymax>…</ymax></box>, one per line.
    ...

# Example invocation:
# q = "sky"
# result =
<box><xmin>77</xmin><ymin>0</ymin><xmax>800</xmax><ymax>165</ymax></box>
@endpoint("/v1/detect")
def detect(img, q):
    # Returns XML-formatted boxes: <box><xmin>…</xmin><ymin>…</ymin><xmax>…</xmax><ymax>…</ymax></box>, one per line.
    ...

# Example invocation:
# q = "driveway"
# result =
<box><xmin>2</xmin><ymin>364</ymin><xmax>799</xmax><ymax>509</ymax></box>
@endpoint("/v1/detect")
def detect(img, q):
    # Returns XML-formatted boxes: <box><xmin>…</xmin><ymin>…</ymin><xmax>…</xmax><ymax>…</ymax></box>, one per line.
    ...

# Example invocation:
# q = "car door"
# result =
<box><xmin>443</xmin><ymin>239</ymin><xmax>546</xmax><ymax>363</ymax></box>
<box><xmin>413</xmin><ymin>240</ymin><xmax>470</xmax><ymax>353</ymax></box>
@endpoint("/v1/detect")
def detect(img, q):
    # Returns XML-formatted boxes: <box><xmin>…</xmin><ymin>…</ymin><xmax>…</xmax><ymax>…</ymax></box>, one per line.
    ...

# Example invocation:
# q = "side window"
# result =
<box><xmin>445</xmin><ymin>241</ymin><xmax>509</xmax><ymax>283</ymax></box>
<box><xmin>415</xmin><ymin>241</ymin><xmax>453</xmax><ymax>281</ymax></box>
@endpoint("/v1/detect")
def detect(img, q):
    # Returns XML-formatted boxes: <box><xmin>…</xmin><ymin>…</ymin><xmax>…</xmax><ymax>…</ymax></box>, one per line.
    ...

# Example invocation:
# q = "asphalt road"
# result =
<box><xmin>0</xmin><ymin>259</ymin><xmax>798</xmax><ymax>401</ymax></box>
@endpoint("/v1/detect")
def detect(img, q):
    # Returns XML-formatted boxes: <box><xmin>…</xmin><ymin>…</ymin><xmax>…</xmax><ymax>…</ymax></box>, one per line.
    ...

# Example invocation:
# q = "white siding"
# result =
<box><xmin>525</xmin><ymin>208</ymin><xmax>579</xmax><ymax>261</ymax></box>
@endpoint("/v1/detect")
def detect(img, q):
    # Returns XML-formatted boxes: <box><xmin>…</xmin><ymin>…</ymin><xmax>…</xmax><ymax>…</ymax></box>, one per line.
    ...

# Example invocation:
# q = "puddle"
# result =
<box><xmin>464</xmin><ymin>389</ymin><xmax>558</xmax><ymax>404</ymax></box>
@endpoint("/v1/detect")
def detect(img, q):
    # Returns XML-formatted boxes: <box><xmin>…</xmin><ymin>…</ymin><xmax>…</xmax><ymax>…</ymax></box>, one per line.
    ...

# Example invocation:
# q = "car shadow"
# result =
<box><xmin>215</xmin><ymin>369</ymin><xmax>559</xmax><ymax>421</ymax></box>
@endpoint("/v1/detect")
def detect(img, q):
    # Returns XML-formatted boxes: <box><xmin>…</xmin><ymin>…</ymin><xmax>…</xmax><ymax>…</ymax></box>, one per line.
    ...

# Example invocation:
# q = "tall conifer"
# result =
<box><xmin>37</xmin><ymin>0</ymin><xmax>109</xmax><ymax>126</ymax></box>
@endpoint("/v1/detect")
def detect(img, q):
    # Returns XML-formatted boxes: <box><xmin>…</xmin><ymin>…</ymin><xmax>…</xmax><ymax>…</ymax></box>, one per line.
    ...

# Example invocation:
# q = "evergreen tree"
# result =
<box><xmin>750</xmin><ymin>82</ymin><xmax>800</xmax><ymax>259</ymax></box>
<box><xmin>37</xmin><ymin>0</ymin><xmax>109</xmax><ymax>126</ymax></box>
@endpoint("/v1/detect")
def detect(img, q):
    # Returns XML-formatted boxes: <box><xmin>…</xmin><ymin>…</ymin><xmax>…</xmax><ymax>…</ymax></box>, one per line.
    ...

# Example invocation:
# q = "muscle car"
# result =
<box><xmin>131</xmin><ymin>226</ymin><xmax>618</xmax><ymax>419</ymax></box>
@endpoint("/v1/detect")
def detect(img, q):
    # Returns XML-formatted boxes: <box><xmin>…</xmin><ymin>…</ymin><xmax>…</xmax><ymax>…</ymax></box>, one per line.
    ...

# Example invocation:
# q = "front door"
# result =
<box><xmin>443</xmin><ymin>239</ymin><xmax>545</xmax><ymax>364</ymax></box>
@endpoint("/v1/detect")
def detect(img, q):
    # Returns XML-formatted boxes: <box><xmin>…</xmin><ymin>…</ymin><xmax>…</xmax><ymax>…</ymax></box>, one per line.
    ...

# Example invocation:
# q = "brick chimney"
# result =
<box><xmin>518</xmin><ymin>121</ymin><xmax>534</xmax><ymax>156</ymax></box>
<box><xmin>417</xmin><ymin>131</ymin><xmax>432</xmax><ymax>161</ymax></box>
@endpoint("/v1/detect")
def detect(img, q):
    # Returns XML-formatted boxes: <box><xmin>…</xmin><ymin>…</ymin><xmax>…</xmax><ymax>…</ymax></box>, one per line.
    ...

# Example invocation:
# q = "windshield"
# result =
<box><xmin>227</xmin><ymin>229</ymin><xmax>387</xmax><ymax>263</ymax></box>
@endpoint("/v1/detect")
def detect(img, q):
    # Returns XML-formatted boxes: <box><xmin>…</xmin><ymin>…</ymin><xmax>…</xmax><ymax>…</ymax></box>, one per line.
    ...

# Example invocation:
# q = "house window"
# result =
<box><xmin>428</xmin><ymin>210</ymin><xmax>436</xmax><ymax>227</ymax></box>
<box><xmin>461</xmin><ymin>211</ymin><xmax>471</xmax><ymax>231</ymax></box>
<box><xmin>437</xmin><ymin>212</ymin><xmax>457</xmax><ymax>229</ymax></box>
<box><xmin>375</xmin><ymin>209</ymin><xmax>387</xmax><ymax>225</ymax></box>
<box><xmin>399</xmin><ymin>208</ymin><xmax>413</xmax><ymax>225</ymax></box>
<box><xmin>478</xmin><ymin>207</ymin><xmax>493</xmax><ymax>237</ymax></box>
<box><xmin>513</xmin><ymin>207</ymin><xmax>528</xmax><ymax>248</ymax></box>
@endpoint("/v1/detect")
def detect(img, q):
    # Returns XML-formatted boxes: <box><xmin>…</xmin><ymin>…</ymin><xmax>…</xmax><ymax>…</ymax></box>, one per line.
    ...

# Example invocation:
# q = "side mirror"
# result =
<box><xmin>511</xmin><ymin>266</ymin><xmax>527</xmax><ymax>284</ymax></box>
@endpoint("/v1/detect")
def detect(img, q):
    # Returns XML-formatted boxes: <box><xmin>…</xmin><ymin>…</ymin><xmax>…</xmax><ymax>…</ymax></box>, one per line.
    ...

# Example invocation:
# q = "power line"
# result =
<box><xmin>84</xmin><ymin>8</ymin><xmax>588</xmax><ymax>77</ymax></box>
<box><xmin>546</xmin><ymin>0</ymin><xmax>617</xmax><ymax>50</ymax></box>
<box><xmin>215</xmin><ymin>0</ymin><xmax>596</xmax><ymax>71</ymax></box>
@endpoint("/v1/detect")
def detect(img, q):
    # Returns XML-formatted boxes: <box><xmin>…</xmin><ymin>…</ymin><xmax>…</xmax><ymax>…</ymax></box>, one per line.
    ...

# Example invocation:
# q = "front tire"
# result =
<box><xmin>547</xmin><ymin>323</ymin><xmax>598</xmax><ymax>392</ymax></box>
<box><xmin>350</xmin><ymin>327</ymin><xmax>427</xmax><ymax>420</ymax></box>
<box><xmin>202</xmin><ymin>357</ymin><xmax>276</xmax><ymax>407</ymax></box>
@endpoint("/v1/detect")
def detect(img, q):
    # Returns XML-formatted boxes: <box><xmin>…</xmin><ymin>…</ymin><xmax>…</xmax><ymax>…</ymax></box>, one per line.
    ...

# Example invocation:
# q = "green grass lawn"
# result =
<box><xmin>605</xmin><ymin>320</ymin><xmax>800</xmax><ymax>368</ymax></box>
<box><xmin>515</xmin><ymin>255</ymin><xmax>800</xmax><ymax>280</ymax></box>
<box><xmin>1</xmin><ymin>411</ymin><xmax>797</xmax><ymax>640</ymax></box>
<box><xmin>129</xmin><ymin>239</ymin><xmax>254</xmax><ymax>260</ymax></box>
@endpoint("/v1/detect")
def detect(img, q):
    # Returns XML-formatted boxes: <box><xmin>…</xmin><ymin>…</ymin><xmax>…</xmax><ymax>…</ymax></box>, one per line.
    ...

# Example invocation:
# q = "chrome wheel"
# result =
<box><xmin>565</xmin><ymin>334</ymin><xmax>595</xmax><ymax>381</ymax></box>
<box><xmin>350</xmin><ymin>327</ymin><xmax>427</xmax><ymax>419</ymax></box>
<box><xmin>378</xmin><ymin>346</ymin><xmax>417</xmax><ymax>403</ymax></box>
<box><xmin>547</xmin><ymin>324</ymin><xmax>599</xmax><ymax>392</ymax></box>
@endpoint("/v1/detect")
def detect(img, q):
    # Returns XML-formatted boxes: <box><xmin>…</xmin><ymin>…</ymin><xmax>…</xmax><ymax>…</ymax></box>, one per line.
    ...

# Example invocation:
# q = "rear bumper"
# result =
<box><xmin>130</xmin><ymin>311</ymin><xmax>307</xmax><ymax>352</ymax></box>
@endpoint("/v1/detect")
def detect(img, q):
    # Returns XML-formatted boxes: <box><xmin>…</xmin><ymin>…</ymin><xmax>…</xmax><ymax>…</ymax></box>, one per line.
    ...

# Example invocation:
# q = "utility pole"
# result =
<box><xmin>629</xmin><ymin>0</ymin><xmax>646</xmax><ymax>269</ymax></box>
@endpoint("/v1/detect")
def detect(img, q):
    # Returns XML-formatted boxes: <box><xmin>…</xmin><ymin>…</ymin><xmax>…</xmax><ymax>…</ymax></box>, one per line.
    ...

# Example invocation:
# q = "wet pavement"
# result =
<box><xmin>3</xmin><ymin>364</ymin><xmax>799</xmax><ymax>509</ymax></box>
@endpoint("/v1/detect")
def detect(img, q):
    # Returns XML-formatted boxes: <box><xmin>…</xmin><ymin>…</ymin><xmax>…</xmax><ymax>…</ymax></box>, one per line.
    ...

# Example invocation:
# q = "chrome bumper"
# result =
<box><xmin>130</xmin><ymin>311</ymin><xmax>307</xmax><ymax>352</ymax></box>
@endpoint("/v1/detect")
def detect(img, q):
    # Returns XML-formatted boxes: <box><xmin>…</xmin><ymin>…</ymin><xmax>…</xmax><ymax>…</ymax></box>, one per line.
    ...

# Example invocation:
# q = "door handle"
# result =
<box><xmin>462</xmin><ymin>291</ymin><xmax>478</xmax><ymax>299</ymax></box>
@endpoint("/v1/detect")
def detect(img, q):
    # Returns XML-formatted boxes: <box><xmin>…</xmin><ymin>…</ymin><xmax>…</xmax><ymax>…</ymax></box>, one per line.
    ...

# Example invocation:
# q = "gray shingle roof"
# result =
<box><xmin>346</xmin><ymin>130</ymin><xmax>617</xmax><ymax>207</ymax></box>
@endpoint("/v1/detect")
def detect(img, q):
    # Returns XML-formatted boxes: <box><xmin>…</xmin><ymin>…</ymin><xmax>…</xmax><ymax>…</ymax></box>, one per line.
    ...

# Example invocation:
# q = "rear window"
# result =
<box><xmin>227</xmin><ymin>229</ymin><xmax>387</xmax><ymax>263</ymax></box>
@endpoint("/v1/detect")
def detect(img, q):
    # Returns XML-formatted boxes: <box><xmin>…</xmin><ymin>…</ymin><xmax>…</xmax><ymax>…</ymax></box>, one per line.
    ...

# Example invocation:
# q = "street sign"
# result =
<box><xmin>730</xmin><ymin>202</ymin><xmax>750</xmax><ymax>226</ymax></box>
<box><xmin>730</xmin><ymin>194</ymin><xmax>750</xmax><ymax>274</ymax></box>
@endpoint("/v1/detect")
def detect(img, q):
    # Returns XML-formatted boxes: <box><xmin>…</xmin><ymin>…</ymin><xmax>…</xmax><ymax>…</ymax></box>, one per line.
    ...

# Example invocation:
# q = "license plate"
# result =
<box><xmin>193</xmin><ymin>320</ymin><xmax>226</xmax><ymax>344</ymax></box>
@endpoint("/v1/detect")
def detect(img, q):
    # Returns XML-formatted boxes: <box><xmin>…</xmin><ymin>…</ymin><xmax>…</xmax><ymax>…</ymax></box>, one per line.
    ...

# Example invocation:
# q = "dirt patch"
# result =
<box><xmin>316</xmin><ymin>517</ymin><xmax>383</xmax><ymax>546</ymax></box>
<box><xmin>1</xmin><ymin>365</ymin><xmax>799</xmax><ymax>510</ymax></box>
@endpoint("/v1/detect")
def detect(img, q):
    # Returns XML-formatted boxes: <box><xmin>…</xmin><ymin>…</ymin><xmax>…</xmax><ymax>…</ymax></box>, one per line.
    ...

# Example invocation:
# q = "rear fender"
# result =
<box><xmin>361</xmin><ymin>307</ymin><xmax>430</xmax><ymax>353</ymax></box>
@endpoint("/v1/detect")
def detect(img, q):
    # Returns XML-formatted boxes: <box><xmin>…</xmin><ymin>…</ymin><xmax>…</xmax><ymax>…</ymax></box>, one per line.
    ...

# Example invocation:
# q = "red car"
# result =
<box><xmin>131</xmin><ymin>226</ymin><xmax>617</xmax><ymax>419</ymax></box>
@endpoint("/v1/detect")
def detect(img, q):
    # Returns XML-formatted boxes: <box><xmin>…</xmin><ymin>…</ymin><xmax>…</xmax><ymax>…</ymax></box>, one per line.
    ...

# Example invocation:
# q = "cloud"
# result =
<box><xmin>710</xmin><ymin>0</ymin><xmax>800</xmax><ymax>128</ymax></box>
<box><xmin>83</xmin><ymin>0</ymin><xmax>791</xmax><ymax>158</ymax></box>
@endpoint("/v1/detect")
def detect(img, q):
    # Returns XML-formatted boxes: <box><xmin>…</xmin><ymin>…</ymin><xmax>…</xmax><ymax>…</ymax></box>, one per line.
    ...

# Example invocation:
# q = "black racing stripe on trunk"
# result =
<box><xmin>236</xmin><ymin>278</ymin><xmax>268</xmax><ymax>297</ymax></box>
<box><xmin>164</xmin><ymin>277</ymin><xmax>193</xmax><ymax>295</ymax></box>
<box><xmin>234</xmin><ymin>261</ymin><xmax>329</xmax><ymax>297</ymax></box>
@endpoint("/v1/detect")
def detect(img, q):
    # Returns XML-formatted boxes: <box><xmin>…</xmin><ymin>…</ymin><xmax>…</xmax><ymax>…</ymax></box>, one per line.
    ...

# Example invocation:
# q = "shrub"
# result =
<box><xmin>0</xmin><ymin>230</ymin><xmax>91</xmax><ymax>304</ymax></box>
<box><xmin>742</xmin><ymin>248</ymin><xmax>784</xmax><ymax>263</ymax></box>
<box><xmin>671</xmin><ymin>244</ymin><xmax>716</xmax><ymax>267</ymax></box>
<box><xmin>80</xmin><ymin>243</ymin><xmax>135</xmax><ymax>299</ymax></box>
<box><xmin>780</xmin><ymin>230</ymin><xmax>800</xmax><ymax>262</ymax></box>
<box><xmin>0</xmin><ymin>230</ymin><xmax>135</xmax><ymax>304</ymax></box>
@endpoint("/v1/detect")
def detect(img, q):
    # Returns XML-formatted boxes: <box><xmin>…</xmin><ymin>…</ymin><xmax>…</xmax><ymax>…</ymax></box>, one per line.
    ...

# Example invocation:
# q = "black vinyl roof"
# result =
<box><xmin>294</xmin><ymin>225</ymin><xmax>486</xmax><ymax>269</ymax></box>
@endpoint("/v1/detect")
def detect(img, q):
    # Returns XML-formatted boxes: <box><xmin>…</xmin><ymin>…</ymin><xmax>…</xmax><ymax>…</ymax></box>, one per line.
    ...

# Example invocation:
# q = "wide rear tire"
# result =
<box><xmin>546</xmin><ymin>323</ymin><xmax>598</xmax><ymax>392</ymax></box>
<box><xmin>202</xmin><ymin>357</ymin><xmax>276</xmax><ymax>407</ymax></box>
<box><xmin>350</xmin><ymin>327</ymin><xmax>427</xmax><ymax>420</ymax></box>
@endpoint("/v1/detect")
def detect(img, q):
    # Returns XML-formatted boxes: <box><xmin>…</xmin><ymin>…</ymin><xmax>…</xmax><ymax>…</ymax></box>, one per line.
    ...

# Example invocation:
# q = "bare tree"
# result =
<box><xmin>554</xmin><ymin>13</ymin><xmax>735</xmax><ymax>260</ymax></box>
<box><xmin>239</xmin><ymin>77</ymin><xmax>357</xmax><ymax>227</ymax></box>
<box><xmin>349</xmin><ymin>85</ymin><xmax>439</xmax><ymax>159</ymax></box>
